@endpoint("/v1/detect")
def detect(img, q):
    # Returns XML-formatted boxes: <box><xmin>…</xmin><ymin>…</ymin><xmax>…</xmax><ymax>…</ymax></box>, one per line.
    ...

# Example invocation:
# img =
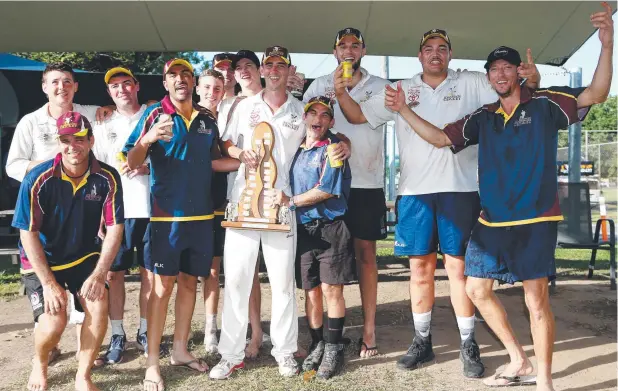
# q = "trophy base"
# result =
<box><xmin>221</xmin><ymin>220</ymin><xmax>291</xmax><ymax>232</ymax></box>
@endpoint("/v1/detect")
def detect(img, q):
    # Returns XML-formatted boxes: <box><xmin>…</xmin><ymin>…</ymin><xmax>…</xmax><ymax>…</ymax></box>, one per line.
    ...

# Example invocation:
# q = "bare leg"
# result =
<box><xmin>28</xmin><ymin>312</ymin><xmax>67</xmax><ymax>391</ymax></box>
<box><xmin>523</xmin><ymin>278</ymin><xmax>555</xmax><ymax>391</ymax></box>
<box><xmin>245</xmin><ymin>261</ymin><xmax>263</xmax><ymax>358</ymax></box>
<box><xmin>409</xmin><ymin>254</ymin><xmax>437</xmax><ymax>314</ymax></box>
<box><xmin>465</xmin><ymin>277</ymin><xmax>533</xmax><ymax>385</ymax></box>
<box><xmin>107</xmin><ymin>271</ymin><xmax>126</xmax><ymax>323</ymax></box>
<box><xmin>355</xmin><ymin>239</ymin><xmax>378</xmax><ymax>357</ymax></box>
<box><xmin>322</xmin><ymin>284</ymin><xmax>345</xmax><ymax>318</ymax></box>
<box><xmin>305</xmin><ymin>286</ymin><xmax>324</xmax><ymax>329</ymax></box>
<box><xmin>144</xmin><ymin>274</ymin><xmax>176</xmax><ymax>391</ymax></box>
<box><xmin>443</xmin><ymin>255</ymin><xmax>475</xmax><ymax>317</ymax></box>
<box><xmin>170</xmin><ymin>272</ymin><xmax>207</xmax><ymax>371</ymax></box>
<box><xmin>75</xmin><ymin>292</ymin><xmax>109</xmax><ymax>391</ymax></box>
<box><xmin>139</xmin><ymin>267</ymin><xmax>153</xmax><ymax>320</ymax></box>
<box><xmin>203</xmin><ymin>257</ymin><xmax>221</xmax><ymax>316</ymax></box>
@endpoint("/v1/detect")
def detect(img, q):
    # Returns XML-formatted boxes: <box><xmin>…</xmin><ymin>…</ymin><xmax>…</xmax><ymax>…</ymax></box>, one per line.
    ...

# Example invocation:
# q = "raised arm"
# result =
<box><xmin>333</xmin><ymin>64</ymin><xmax>368</xmax><ymax>124</ymax></box>
<box><xmin>577</xmin><ymin>2</ymin><xmax>614</xmax><ymax>108</ymax></box>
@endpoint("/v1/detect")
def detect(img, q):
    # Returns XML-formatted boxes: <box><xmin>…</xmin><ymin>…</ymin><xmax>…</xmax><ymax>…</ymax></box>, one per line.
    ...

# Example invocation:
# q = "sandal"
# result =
<box><xmin>358</xmin><ymin>337</ymin><xmax>378</xmax><ymax>358</ymax></box>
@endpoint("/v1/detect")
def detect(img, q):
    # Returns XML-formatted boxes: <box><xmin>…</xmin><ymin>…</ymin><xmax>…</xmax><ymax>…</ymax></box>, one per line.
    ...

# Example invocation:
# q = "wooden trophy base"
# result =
<box><xmin>221</xmin><ymin>220</ymin><xmax>290</xmax><ymax>232</ymax></box>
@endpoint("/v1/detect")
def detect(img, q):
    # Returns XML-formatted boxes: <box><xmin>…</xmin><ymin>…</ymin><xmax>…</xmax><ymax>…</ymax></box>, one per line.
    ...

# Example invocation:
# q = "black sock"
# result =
<box><xmin>325</xmin><ymin>317</ymin><xmax>345</xmax><ymax>344</ymax></box>
<box><xmin>309</xmin><ymin>326</ymin><xmax>323</xmax><ymax>345</ymax></box>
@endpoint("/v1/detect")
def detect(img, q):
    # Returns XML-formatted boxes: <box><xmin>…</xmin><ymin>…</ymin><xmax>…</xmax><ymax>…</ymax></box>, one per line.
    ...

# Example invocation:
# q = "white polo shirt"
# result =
<box><xmin>361</xmin><ymin>69</ymin><xmax>498</xmax><ymax>196</ymax></box>
<box><xmin>304</xmin><ymin>68</ymin><xmax>389</xmax><ymax>189</ymax></box>
<box><xmin>222</xmin><ymin>91</ymin><xmax>305</xmax><ymax>202</ymax></box>
<box><xmin>92</xmin><ymin>105</ymin><xmax>150</xmax><ymax>219</ymax></box>
<box><xmin>218</xmin><ymin>96</ymin><xmax>245</xmax><ymax>200</ymax></box>
<box><xmin>6</xmin><ymin>103</ymin><xmax>99</xmax><ymax>182</ymax></box>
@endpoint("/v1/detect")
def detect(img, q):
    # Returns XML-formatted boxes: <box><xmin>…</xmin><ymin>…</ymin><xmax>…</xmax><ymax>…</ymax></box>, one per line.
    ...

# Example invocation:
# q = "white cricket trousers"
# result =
<box><xmin>218</xmin><ymin>221</ymin><xmax>298</xmax><ymax>363</ymax></box>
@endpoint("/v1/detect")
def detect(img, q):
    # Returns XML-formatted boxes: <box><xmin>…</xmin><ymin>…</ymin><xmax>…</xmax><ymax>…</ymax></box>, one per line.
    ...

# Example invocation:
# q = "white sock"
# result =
<box><xmin>205</xmin><ymin>314</ymin><xmax>217</xmax><ymax>335</ymax></box>
<box><xmin>412</xmin><ymin>311</ymin><xmax>432</xmax><ymax>338</ymax></box>
<box><xmin>456</xmin><ymin>315</ymin><xmax>475</xmax><ymax>342</ymax></box>
<box><xmin>139</xmin><ymin>318</ymin><xmax>147</xmax><ymax>335</ymax></box>
<box><xmin>110</xmin><ymin>319</ymin><xmax>125</xmax><ymax>336</ymax></box>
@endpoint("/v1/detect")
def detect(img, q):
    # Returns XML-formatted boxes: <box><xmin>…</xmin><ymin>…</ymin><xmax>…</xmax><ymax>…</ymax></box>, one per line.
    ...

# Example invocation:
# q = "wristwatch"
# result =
<box><xmin>288</xmin><ymin>196</ymin><xmax>297</xmax><ymax>211</ymax></box>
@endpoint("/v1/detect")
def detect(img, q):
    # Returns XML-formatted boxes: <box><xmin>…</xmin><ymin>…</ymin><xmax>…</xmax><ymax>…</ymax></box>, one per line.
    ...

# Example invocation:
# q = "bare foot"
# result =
<box><xmin>359</xmin><ymin>332</ymin><xmax>378</xmax><ymax>358</ymax></box>
<box><xmin>27</xmin><ymin>360</ymin><xmax>48</xmax><ymax>391</ymax></box>
<box><xmin>535</xmin><ymin>380</ymin><xmax>555</xmax><ymax>391</ymax></box>
<box><xmin>170</xmin><ymin>351</ymin><xmax>208</xmax><ymax>372</ymax></box>
<box><xmin>483</xmin><ymin>358</ymin><xmax>535</xmax><ymax>387</ymax></box>
<box><xmin>74</xmin><ymin>377</ymin><xmax>100</xmax><ymax>391</ymax></box>
<box><xmin>143</xmin><ymin>364</ymin><xmax>165</xmax><ymax>391</ymax></box>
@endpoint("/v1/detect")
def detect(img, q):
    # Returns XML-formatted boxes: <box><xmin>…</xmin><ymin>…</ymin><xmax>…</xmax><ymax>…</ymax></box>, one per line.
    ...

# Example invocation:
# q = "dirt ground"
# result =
<box><xmin>0</xmin><ymin>262</ymin><xmax>616</xmax><ymax>391</ymax></box>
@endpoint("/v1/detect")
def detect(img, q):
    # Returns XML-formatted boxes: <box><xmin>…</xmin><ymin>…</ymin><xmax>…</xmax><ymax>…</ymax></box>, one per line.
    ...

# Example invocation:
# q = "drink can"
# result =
<box><xmin>342</xmin><ymin>61</ymin><xmax>353</xmax><ymax>79</ymax></box>
<box><xmin>327</xmin><ymin>143</ymin><xmax>343</xmax><ymax>168</ymax></box>
<box><xmin>116</xmin><ymin>152</ymin><xmax>127</xmax><ymax>163</ymax></box>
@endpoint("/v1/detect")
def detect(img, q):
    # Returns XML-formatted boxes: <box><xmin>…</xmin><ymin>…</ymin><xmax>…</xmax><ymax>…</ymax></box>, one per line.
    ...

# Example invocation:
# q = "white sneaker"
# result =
<box><xmin>209</xmin><ymin>359</ymin><xmax>244</xmax><ymax>380</ymax></box>
<box><xmin>204</xmin><ymin>333</ymin><xmax>218</xmax><ymax>354</ymax></box>
<box><xmin>276</xmin><ymin>355</ymin><xmax>299</xmax><ymax>377</ymax></box>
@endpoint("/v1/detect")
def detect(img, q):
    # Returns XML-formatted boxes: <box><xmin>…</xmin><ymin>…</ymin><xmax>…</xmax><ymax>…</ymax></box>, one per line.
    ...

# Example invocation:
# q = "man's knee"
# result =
<box><xmin>465</xmin><ymin>277</ymin><xmax>493</xmax><ymax>303</ymax></box>
<box><xmin>38</xmin><ymin>312</ymin><xmax>68</xmax><ymax>336</ymax></box>
<box><xmin>152</xmin><ymin>275</ymin><xmax>176</xmax><ymax>298</ymax></box>
<box><xmin>321</xmin><ymin>284</ymin><xmax>343</xmax><ymax>300</ymax></box>
<box><xmin>444</xmin><ymin>255</ymin><xmax>466</xmax><ymax>280</ymax></box>
<box><xmin>409</xmin><ymin>257</ymin><xmax>435</xmax><ymax>285</ymax></box>
<box><xmin>355</xmin><ymin>239</ymin><xmax>376</xmax><ymax>265</ymax></box>
<box><xmin>177</xmin><ymin>272</ymin><xmax>198</xmax><ymax>292</ymax></box>
<box><xmin>523</xmin><ymin>279</ymin><xmax>550</xmax><ymax>317</ymax></box>
<box><xmin>81</xmin><ymin>291</ymin><xmax>109</xmax><ymax>320</ymax></box>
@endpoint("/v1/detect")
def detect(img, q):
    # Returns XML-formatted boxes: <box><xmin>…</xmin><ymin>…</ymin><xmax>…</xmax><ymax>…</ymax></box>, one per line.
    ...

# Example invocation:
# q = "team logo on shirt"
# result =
<box><xmin>407</xmin><ymin>87</ymin><xmax>421</xmax><ymax>108</ymax></box>
<box><xmin>37</xmin><ymin>125</ymin><xmax>54</xmax><ymax>143</ymax></box>
<box><xmin>197</xmin><ymin>120</ymin><xmax>212</xmax><ymax>134</ymax></box>
<box><xmin>443</xmin><ymin>86</ymin><xmax>461</xmax><ymax>101</ymax></box>
<box><xmin>85</xmin><ymin>184</ymin><xmax>102</xmax><ymax>201</ymax></box>
<box><xmin>107</xmin><ymin>131</ymin><xmax>118</xmax><ymax>143</ymax></box>
<box><xmin>514</xmin><ymin>110</ymin><xmax>532</xmax><ymax>127</ymax></box>
<box><xmin>30</xmin><ymin>292</ymin><xmax>42</xmax><ymax>310</ymax></box>
<box><xmin>283</xmin><ymin>114</ymin><xmax>301</xmax><ymax>131</ymax></box>
<box><xmin>249</xmin><ymin>107</ymin><xmax>261</xmax><ymax>128</ymax></box>
<box><xmin>324</xmin><ymin>87</ymin><xmax>336</xmax><ymax>102</ymax></box>
<box><xmin>359</xmin><ymin>90</ymin><xmax>373</xmax><ymax>104</ymax></box>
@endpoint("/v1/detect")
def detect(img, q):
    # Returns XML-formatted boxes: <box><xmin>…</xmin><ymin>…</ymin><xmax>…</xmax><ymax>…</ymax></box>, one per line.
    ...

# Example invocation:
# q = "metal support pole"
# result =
<box><xmin>568</xmin><ymin>67</ymin><xmax>582</xmax><ymax>183</ymax></box>
<box><xmin>585</xmin><ymin>130</ymin><xmax>589</xmax><ymax>160</ymax></box>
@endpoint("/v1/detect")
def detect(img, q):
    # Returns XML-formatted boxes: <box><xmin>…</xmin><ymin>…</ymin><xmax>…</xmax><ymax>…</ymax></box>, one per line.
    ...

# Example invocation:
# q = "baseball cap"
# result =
<box><xmin>419</xmin><ymin>29</ymin><xmax>451</xmax><ymax>49</ymax></box>
<box><xmin>232</xmin><ymin>49</ymin><xmax>260</xmax><ymax>69</ymax></box>
<box><xmin>56</xmin><ymin>112</ymin><xmax>91</xmax><ymax>137</ymax></box>
<box><xmin>104</xmin><ymin>67</ymin><xmax>137</xmax><ymax>84</ymax></box>
<box><xmin>261</xmin><ymin>46</ymin><xmax>291</xmax><ymax>65</ymax></box>
<box><xmin>212</xmin><ymin>53</ymin><xmax>234</xmax><ymax>69</ymax></box>
<box><xmin>484</xmin><ymin>46</ymin><xmax>522</xmax><ymax>70</ymax></box>
<box><xmin>304</xmin><ymin>96</ymin><xmax>335</xmax><ymax>117</ymax></box>
<box><xmin>334</xmin><ymin>27</ymin><xmax>365</xmax><ymax>48</ymax></box>
<box><xmin>163</xmin><ymin>58</ymin><xmax>194</xmax><ymax>75</ymax></box>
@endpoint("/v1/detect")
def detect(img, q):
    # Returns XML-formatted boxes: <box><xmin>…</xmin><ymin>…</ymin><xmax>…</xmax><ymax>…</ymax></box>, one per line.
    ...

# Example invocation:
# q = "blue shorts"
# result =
<box><xmin>394</xmin><ymin>192</ymin><xmax>480</xmax><ymax>257</ymax></box>
<box><xmin>465</xmin><ymin>222</ymin><xmax>557</xmax><ymax>284</ymax></box>
<box><xmin>147</xmin><ymin>220</ymin><xmax>214</xmax><ymax>277</ymax></box>
<box><xmin>110</xmin><ymin>218</ymin><xmax>151</xmax><ymax>272</ymax></box>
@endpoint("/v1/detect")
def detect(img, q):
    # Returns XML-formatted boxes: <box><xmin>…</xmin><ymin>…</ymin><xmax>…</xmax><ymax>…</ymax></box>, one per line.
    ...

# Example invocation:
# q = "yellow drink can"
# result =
<box><xmin>116</xmin><ymin>152</ymin><xmax>127</xmax><ymax>163</ymax></box>
<box><xmin>327</xmin><ymin>143</ymin><xmax>343</xmax><ymax>168</ymax></box>
<box><xmin>342</xmin><ymin>61</ymin><xmax>353</xmax><ymax>79</ymax></box>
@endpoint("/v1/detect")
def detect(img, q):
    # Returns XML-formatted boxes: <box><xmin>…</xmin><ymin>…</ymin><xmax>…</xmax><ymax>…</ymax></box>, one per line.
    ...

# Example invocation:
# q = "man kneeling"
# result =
<box><xmin>14</xmin><ymin>112</ymin><xmax>124</xmax><ymax>391</ymax></box>
<box><xmin>273</xmin><ymin>96</ymin><xmax>353</xmax><ymax>379</ymax></box>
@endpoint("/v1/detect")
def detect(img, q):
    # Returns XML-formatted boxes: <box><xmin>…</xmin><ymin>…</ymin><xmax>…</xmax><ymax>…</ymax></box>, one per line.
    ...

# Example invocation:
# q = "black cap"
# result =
<box><xmin>261</xmin><ymin>46</ymin><xmax>291</xmax><ymax>65</ymax></box>
<box><xmin>232</xmin><ymin>50</ymin><xmax>260</xmax><ymax>69</ymax></box>
<box><xmin>420</xmin><ymin>29</ymin><xmax>451</xmax><ymax>50</ymax></box>
<box><xmin>334</xmin><ymin>27</ymin><xmax>365</xmax><ymax>48</ymax></box>
<box><xmin>212</xmin><ymin>53</ymin><xmax>234</xmax><ymax>68</ymax></box>
<box><xmin>484</xmin><ymin>46</ymin><xmax>522</xmax><ymax>70</ymax></box>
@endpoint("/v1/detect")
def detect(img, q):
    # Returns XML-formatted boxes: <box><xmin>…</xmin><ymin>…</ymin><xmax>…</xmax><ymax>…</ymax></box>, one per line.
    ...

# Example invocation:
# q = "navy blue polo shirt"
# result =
<box><xmin>123</xmin><ymin>95</ymin><xmax>221</xmax><ymax>221</ymax></box>
<box><xmin>12</xmin><ymin>153</ymin><xmax>124</xmax><ymax>273</ymax></box>
<box><xmin>443</xmin><ymin>85</ymin><xmax>589</xmax><ymax>227</ymax></box>
<box><xmin>290</xmin><ymin>132</ymin><xmax>352</xmax><ymax>224</ymax></box>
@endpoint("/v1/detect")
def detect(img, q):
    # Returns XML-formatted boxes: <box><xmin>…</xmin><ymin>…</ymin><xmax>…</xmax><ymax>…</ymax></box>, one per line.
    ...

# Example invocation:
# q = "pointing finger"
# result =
<box><xmin>526</xmin><ymin>48</ymin><xmax>534</xmax><ymax>64</ymax></box>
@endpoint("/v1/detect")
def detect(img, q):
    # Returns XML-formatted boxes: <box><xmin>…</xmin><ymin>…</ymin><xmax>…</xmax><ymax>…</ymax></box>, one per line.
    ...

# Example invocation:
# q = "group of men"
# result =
<box><xmin>6</xmin><ymin>2</ymin><xmax>613</xmax><ymax>391</ymax></box>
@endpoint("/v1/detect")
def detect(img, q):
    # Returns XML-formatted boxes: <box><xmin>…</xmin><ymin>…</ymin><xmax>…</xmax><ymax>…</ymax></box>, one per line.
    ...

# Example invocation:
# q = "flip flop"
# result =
<box><xmin>484</xmin><ymin>373</ymin><xmax>537</xmax><ymax>387</ymax></box>
<box><xmin>143</xmin><ymin>378</ymin><xmax>165</xmax><ymax>391</ymax></box>
<box><xmin>358</xmin><ymin>337</ymin><xmax>378</xmax><ymax>358</ymax></box>
<box><xmin>170</xmin><ymin>358</ymin><xmax>209</xmax><ymax>373</ymax></box>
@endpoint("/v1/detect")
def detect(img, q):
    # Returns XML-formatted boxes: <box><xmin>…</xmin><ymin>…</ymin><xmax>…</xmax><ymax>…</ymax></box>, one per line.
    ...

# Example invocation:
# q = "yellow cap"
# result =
<box><xmin>104</xmin><ymin>67</ymin><xmax>137</xmax><ymax>84</ymax></box>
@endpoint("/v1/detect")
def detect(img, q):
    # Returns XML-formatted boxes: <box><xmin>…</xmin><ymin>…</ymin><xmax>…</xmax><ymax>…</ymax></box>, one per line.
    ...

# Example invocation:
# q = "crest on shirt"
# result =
<box><xmin>283</xmin><ymin>114</ymin><xmax>301</xmax><ymax>131</ymax></box>
<box><xmin>37</xmin><ymin>125</ymin><xmax>54</xmax><ymax>143</ymax></box>
<box><xmin>359</xmin><ymin>90</ymin><xmax>373</xmax><ymax>104</ymax></box>
<box><xmin>197</xmin><ymin>120</ymin><xmax>212</xmax><ymax>134</ymax></box>
<box><xmin>107</xmin><ymin>131</ymin><xmax>118</xmax><ymax>143</ymax></box>
<box><xmin>407</xmin><ymin>87</ymin><xmax>421</xmax><ymax>108</ymax></box>
<box><xmin>85</xmin><ymin>184</ymin><xmax>102</xmax><ymax>201</ymax></box>
<box><xmin>443</xmin><ymin>86</ymin><xmax>461</xmax><ymax>101</ymax></box>
<box><xmin>324</xmin><ymin>87</ymin><xmax>336</xmax><ymax>102</ymax></box>
<box><xmin>30</xmin><ymin>292</ymin><xmax>42</xmax><ymax>310</ymax></box>
<box><xmin>514</xmin><ymin>110</ymin><xmax>532</xmax><ymax>127</ymax></box>
<box><xmin>249</xmin><ymin>107</ymin><xmax>261</xmax><ymax>128</ymax></box>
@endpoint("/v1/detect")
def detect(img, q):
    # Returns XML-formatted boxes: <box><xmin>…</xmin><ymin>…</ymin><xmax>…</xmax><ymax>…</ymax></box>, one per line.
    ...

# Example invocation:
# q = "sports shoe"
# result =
<box><xmin>209</xmin><ymin>359</ymin><xmax>245</xmax><ymax>380</ymax></box>
<box><xmin>204</xmin><ymin>333</ymin><xmax>219</xmax><ymax>354</ymax></box>
<box><xmin>460</xmin><ymin>335</ymin><xmax>484</xmax><ymax>378</ymax></box>
<box><xmin>136</xmin><ymin>330</ymin><xmax>168</xmax><ymax>358</ymax></box>
<box><xmin>302</xmin><ymin>340</ymin><xmax>325</xmax><ymax>372</ymax></box>
<box><xmin>103</xmin><ymin>334</ymin><xmax>126</xmax><ymax>364</ymax></box>
<box><xmin>276</xmin><ymin>355</ymin><xmax>299</xmax><ymax>377</ymax></box>
<box><xmin>396</xmin><ymin>334</ymin><xmax>435</xmax><ymax>370</ymax></box>
<box><xmin>316</xmin><ymin>343</ymin><xmax>345</xmax><ymax>380</ymax></box>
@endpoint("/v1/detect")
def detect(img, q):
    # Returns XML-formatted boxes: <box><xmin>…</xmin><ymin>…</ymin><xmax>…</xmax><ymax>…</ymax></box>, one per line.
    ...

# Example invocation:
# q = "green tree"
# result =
<box><xmin>558</xmin><ymin>96</ymin><xmax>617</xmax><ymax>148</ymax></box>
<box><xmin>13</xmin><ymin>52</ymin><xmax>210</xmax><ymax>75</ymax></box>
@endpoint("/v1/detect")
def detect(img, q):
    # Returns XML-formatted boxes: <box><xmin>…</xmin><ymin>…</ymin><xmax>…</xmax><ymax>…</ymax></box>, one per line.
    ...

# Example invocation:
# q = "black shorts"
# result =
<box><xmin>344</xmin><ymin>188</ymin><xmax>387</xmax><ymax>241</ymax></box>
<box><xmin>295</xmin><ymin>219</ymin><xmax>355</xmax><ymax>290</ymax></box>
<box><xmin>213</xmin><ymin>213</ymin><xmax>226</xmax><ymax>258</ymax></box>
<box><xmin>111</xmin><ymin>218</ymin><xmax>151</xmax><ymax>272</ymax></box>
<box><xmin>23</xmin><ymin>256</ymin><xmax>98</xmax><ymax>322</ymax></box>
